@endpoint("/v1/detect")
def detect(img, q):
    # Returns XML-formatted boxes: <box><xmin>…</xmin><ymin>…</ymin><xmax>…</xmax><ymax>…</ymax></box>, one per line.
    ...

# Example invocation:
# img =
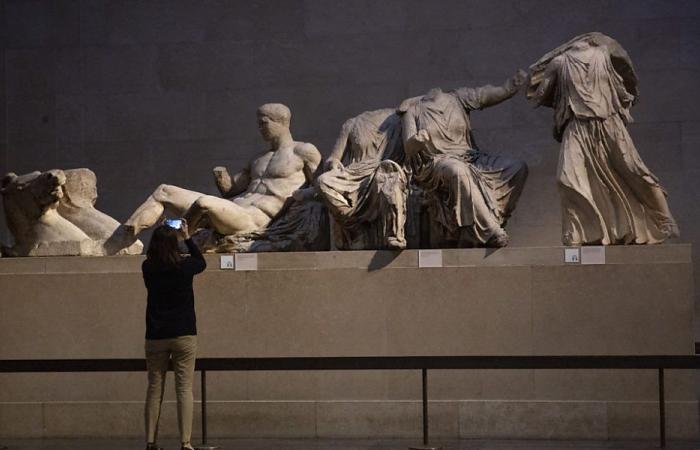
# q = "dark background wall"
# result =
<box><xmin>1</xmin><ymin>0</ymin><xmax>699</xmax><ymax>330</ymax></box>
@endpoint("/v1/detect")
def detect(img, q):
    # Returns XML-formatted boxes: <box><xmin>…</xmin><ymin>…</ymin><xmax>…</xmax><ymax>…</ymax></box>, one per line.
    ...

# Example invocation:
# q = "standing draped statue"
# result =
<box><xmin>527</xmin><ymin>32</ymin><xmax>679</xmax><ymax>245</ymax></box>
<box><xmin>399</xmin><ymin>72</ymin><xmax>529</xmax><ymax>248</ymax></box>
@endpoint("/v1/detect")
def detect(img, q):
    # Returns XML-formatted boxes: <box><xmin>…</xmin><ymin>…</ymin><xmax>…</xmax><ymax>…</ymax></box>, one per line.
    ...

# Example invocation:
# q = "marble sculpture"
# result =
<box><xmin>317</xmin><ymin>109</ymin><xmax>408</xmax><ymax>250</ymax></box>
<box><xmin>527</xmin><ymin>32</ymin><xmax>679</xmax><ymax>245</ymax></box>
<box><xmin>1</xmin><ymin>168</ymin><xmax>143</xmax><ymax>256</ymax></box>
<box><xmin>399</xmin><ymin>71</ymin><xmax>530</xmax><ymax>247</ymax></box>
<box><xmin>103</xmin><ymin>103</ymin><xmax>325</xmax><ymax>253</ymax></box>
<box><xmin>0</xmin><ymin>32</ymin><xmax>680</xmax><ymax>256</ymax></box>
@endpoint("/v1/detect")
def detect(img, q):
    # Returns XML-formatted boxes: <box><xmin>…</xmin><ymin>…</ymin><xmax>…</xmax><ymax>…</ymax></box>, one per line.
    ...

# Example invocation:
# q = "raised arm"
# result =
<box><xmin>183</xmin><ymin>238</ymin><xmax>206</xmax><ymax>274</ymax></box>
<box><xmin>458</xmin><ymin>69</ymin><xmax>528</xmax><ymax>110</ymax></box>
<box><xmin>180</xmin><ymin>220</ymin><xmax>206</xmax><ymax>274</ymax></box>
<box><xmin>213</xmin><ymin>165</ymin><xmax>251</xmax><ymax>199</ymax></box>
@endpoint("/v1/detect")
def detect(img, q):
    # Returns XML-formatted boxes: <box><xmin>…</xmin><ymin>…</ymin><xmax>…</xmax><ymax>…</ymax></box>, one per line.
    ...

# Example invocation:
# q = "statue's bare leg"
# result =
<box><xmin>184</xmin><ymin>195</ymin><xmax>269</xmax><ymax>236</ymax></box>
<box><xmin>105</xmin><ymin>185</ymin><xmax>205</xmax><ymax>254</ymax></box>
<box><xmin>125</xmin><ymin>184</ymin><xmax>204</xmax><ymax>235</ymax></box>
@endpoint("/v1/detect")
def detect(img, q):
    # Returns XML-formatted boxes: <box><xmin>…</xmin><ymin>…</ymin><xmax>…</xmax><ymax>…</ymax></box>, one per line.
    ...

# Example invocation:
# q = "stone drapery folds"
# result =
<box><xmin>527</xmin><ymin>32</ymin><xmax>679</xmax><ymax>245</ymax></box>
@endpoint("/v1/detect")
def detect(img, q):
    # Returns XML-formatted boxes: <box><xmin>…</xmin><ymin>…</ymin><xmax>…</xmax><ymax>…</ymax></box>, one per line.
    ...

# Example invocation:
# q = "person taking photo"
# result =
<box><xmin>141</xmin><ymin>219</ymin><xmax>206</xmax><ymax>450</ymax></box>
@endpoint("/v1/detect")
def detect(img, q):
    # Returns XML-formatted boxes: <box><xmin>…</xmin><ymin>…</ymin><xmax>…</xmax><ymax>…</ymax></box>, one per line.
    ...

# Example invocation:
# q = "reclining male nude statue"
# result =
<box><xmin>117</xmin><ymin>103</ymin><xmax>321</xmax><ymax>248</ymax></box>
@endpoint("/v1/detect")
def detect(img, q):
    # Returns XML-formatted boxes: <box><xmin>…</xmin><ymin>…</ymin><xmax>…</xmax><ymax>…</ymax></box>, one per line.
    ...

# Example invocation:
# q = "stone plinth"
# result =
<box><xmin>0</xmin><ymin>245</ymin><xmax>696</xmax><ymax>439</ymax></box>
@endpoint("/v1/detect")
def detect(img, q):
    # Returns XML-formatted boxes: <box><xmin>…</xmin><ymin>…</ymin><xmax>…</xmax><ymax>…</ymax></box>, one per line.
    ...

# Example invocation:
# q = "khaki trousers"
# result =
<box><xmin>144</xmin><ymin>335</ymin><xmax>197</xmax><ymax>444</ymax></box>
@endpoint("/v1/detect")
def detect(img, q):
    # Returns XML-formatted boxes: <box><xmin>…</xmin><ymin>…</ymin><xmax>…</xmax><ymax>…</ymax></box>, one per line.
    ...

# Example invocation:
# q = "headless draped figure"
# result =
<box><xmin>400</xmin><ymin>71</ymin><xmax>529</xmax><ymax>248</ymax></box>
<box><xmin>317</xmin><ymin>109</ymin><xmax>407</xmax><ymax>250</ymax></box>
<box><xmin>527</xmin><ymin>32</ymin><xmax>678</xmax><ymax>245</ymax></box>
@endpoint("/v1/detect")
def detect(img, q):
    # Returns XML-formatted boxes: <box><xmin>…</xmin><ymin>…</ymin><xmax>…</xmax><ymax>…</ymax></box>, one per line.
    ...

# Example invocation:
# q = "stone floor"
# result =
<box><xmin>2</xmin><ymin>439</ymin><xmax>700</xmax><ymax>450</ymax></box>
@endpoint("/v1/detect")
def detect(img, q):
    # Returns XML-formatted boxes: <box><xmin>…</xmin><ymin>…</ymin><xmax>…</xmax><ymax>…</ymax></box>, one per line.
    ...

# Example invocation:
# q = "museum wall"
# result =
<box><xmin>1</xmin><ymin>0</ymin><xmax>699</xmax><ymax>329</ymax></box>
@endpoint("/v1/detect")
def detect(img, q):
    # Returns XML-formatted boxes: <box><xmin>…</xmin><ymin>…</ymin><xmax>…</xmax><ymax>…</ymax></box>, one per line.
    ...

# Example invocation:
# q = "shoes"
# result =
<box><xmin>181</xmin><ymin>445</ymin><xmax>195</xmax><ymax>450</ymax></box>
<box><xmin>145</xmin><ymin>444</ymin><xmax>163</xmax><ymax>450</ymax></box>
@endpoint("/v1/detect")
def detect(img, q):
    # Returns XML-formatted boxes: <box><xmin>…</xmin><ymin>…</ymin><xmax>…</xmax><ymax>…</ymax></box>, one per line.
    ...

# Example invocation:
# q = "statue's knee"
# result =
<box><xmin>194</xmin><ymin>195</ymin><xmax>216</xmax><ymax>210</ymax></box>
<box><xmin>153</xmin><ymin>184</ymin><xmax>172</xmax><ymax>200</ymax></box>
<box><xmin>442</xmin><ymin>161</ymin><xmax>467</xmax><ymax>178</ymax></box>
<box><xmin>193</xmin><ymin>196</ymin><xmax>207</xmax><ymax>209</ymax></box>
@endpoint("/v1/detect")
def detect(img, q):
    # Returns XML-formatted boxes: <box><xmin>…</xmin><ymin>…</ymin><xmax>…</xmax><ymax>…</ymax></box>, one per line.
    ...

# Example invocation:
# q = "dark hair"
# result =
<box><xmin>146</xmin><ymin>225</ymin><xmax>182</xmax><ymax>266</ymax></box>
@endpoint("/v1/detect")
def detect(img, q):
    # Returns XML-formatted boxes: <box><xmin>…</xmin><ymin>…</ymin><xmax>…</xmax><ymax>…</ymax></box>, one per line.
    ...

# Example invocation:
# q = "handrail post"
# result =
<box><xmin>196</xmin><ymin>369</ymin><xmax>218</xmax><ymax>450</ymax></box>
<box><xmin>202</xmin><ymin>369</ymin><xmax>208</xmax><ymax>445</ymax></box>
<box><xmin>658</xmin><ymin>368</ymin><xmax>666</xmax><ymax>448</ymax></box>
<box><xmin>409</xmin><ymin>368</ymin><xmax>440</xmax><ymax>450</ymax></box>
<box><xmin>423</xmin><ymin>368</ymin><xmax>428</xmax><ymax>446</ymax></box>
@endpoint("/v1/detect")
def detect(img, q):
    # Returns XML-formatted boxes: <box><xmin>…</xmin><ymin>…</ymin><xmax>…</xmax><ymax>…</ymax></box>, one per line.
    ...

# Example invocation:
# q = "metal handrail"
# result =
<box><xmin>3</xmin><ymin>354</ymin><xmax>700</xmax><ymax>449</ymax></box>
<box><xmin>3</xmin><ymin>355</ymin><xmax>700</xmax><ymax>371</ymax></box>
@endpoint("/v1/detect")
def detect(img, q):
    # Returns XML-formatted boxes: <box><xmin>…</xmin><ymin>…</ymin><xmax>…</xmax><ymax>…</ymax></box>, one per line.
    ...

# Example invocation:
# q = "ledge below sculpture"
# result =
<box><xmin>0</xmin><ymin>245</ymin><xmax>695</xmax><ymax>439</ymax></box>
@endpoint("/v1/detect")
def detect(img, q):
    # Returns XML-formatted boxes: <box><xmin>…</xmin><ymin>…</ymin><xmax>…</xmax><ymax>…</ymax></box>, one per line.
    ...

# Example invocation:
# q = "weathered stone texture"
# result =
<box><xmin>0</xmin><ymin>0</ymin><xmax>699</xmax><ymax>317</ymax></box>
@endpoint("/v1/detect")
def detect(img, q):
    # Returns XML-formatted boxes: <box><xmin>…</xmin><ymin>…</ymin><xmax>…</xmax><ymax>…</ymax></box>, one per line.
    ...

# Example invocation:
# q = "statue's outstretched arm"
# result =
<box><xmin>471</xmin><ymin>69</ymin><xmax>528</xmax><ymax>109</ymax></box>
<box><xmin>213</xmin><ymin>165</ymin><xmax>250</xmax><ymax>198</ymax></box>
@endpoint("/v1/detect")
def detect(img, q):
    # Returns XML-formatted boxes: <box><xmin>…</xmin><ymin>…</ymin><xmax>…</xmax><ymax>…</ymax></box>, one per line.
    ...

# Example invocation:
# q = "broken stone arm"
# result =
<box><xmin>212</xmin><ymin>165</ymin><xmax>251</xmax><ymax>199</ymax></box>
<box><xmin>474</xmin><ymin>69</ymin><xmax>529</xmax><ymax>109</ymax></box>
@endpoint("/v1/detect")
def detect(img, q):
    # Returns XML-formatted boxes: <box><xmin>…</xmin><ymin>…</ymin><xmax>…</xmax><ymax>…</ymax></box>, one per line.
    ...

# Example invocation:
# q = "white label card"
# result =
<box><xmin>418</xmin><ymin>249</ymin><xmax>443</xmax><ymax>268</ymax></box>
<box><xmin>581</xmin><ymin>246</ymin><xmax>605</xmax><ymax>265</ymax></box>
<box><xmin>564</xmin><ymin>248</ymin><xmax>580</xmax><ymax>263</ymax></box>
<box><xmin>235</xmin><ymin>253</ymin><xmax>258</xmax><ymax>271</ymax></box>
<box><xmin>220</xmin><ymin>255</ymin><xmax>234</xmax><ymax>270</ymax></box>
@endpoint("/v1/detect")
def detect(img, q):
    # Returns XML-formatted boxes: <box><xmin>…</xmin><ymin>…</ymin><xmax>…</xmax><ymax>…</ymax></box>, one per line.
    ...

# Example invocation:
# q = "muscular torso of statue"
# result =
<box><xmin>237</xmin><ymin>145</ymin><xmax>308</xmax><ymax>220</ymax></box>
<box><xmin>183</xmin><ymin>140</ymin><xmax>319</xmax><ymax>235</ymax></box>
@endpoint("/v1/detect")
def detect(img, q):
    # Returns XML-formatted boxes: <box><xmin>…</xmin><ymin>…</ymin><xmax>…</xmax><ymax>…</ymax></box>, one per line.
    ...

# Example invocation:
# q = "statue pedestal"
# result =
<box><xmin>0</xmin><ymin>245</ymin><xmax>696</xmax><ymax>440</ymax></box>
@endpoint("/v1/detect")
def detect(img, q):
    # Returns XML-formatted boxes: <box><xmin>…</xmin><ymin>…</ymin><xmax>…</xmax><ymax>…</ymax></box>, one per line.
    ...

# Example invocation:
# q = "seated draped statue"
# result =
<box><xmin>117</xmin><ymin>103</ymin><xmax>322</xmax><ymax>250</ymax></box>
<box><xmin>399</xmin><ymin>71</ymin><xmax>530</xmax><ymax>247</ymax></box>
<box><xmin>317</xmin><ymin>108</ymin><xmax>408</xmax><ymax>250</ymax></box>
<box><xmin>1</xmin><ymin>168</ymin><xmax>143</xmax><ymax>256</ymax></box>
<box><xmin>527</xmin><ymin>32</ymin><xmax>679</xmax><ymax>245</ymax></box>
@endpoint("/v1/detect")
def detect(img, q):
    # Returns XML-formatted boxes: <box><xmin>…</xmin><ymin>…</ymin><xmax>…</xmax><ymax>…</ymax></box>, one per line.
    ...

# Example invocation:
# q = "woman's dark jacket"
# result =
<box><xmin>142</xmin><ymin>239</ymin><xmax>207</xmax><ymax>339</ymax></box>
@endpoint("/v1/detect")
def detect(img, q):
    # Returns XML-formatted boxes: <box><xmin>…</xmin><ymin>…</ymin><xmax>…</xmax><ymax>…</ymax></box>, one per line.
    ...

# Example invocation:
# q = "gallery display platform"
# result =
<box><xmin>0</xmin><ymin>245</ymin><xmax>696</xmax><ymax>439</ymax></box>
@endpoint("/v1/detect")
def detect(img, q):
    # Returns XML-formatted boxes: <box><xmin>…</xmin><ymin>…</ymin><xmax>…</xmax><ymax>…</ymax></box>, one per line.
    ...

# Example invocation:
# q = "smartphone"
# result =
<box><xmin>164</xmin><ymin>218</ymin><xmax>183</xmax><ymax>230</ymax></box>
